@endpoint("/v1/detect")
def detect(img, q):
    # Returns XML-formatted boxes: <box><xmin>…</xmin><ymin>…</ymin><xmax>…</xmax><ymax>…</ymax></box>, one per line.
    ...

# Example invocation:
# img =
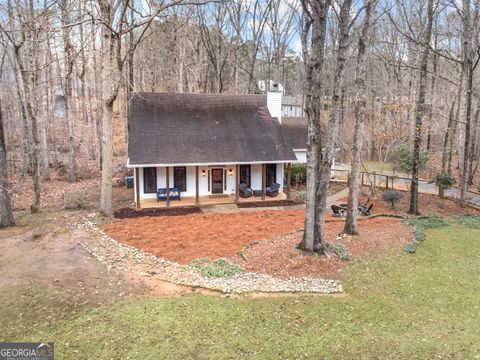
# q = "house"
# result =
<box><xmin>282</xmin><ymin>95</ymin><xmax>305</xmax><ymax>117</ymax></box>
<box><xmin>127</xmin><ymin>91</ymin><xmax>308</xmax><ymax>208</ymax></box>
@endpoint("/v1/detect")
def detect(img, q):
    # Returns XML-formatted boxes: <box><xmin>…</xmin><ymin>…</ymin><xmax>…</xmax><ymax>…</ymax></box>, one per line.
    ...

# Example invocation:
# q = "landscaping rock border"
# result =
<box><xmin>80</xmin><ymin>214</ymin><xmax>342</xmax><ymax>294</ymax></box>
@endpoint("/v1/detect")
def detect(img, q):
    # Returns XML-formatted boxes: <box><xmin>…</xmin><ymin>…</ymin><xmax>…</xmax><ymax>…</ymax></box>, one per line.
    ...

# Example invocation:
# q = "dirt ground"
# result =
<box><xmin>0</xmin><ymin>211</ymin><xmax>141</xmax><ymax>304</ymax></box>
<box><xmin>346</xmin><ymin>188</ymin><xmax>480</xmax><ymax>217</ymax></box>
<box><xmin>10</xmin><ymin>174</ymin><xmax>134</xmax><ymax>211</ymax></box>
<box><xmin>0</xmin><ymin>210</ymin><xmax>203</xmax><ymax>306</ymax></box>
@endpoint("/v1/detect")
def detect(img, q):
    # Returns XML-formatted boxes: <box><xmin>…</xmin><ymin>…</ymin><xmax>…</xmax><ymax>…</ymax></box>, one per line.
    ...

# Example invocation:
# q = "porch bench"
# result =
<box><xmin>157</xmin><ymin>187</ymin><xmax>181</xmax><ymax>202</ymax></box>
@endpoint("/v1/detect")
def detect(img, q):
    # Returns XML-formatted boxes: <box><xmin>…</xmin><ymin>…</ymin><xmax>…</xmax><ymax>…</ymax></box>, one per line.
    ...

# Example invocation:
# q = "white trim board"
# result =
<box><xmin>127</xmin><ymin>158</ymin><xmax>299</xmax><ymax>168</ymax></box>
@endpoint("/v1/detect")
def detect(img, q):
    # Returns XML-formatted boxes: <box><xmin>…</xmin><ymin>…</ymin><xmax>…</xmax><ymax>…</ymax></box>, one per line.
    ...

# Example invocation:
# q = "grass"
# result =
<box><xmin>1</xmin><ymin>224</ymin><xmax>480</xmax><ymax>359</ymax></box>
<box><xmin>363</xmin><ymin>160</ymin><xmax>394</xmax><ymax>172</ymax></box>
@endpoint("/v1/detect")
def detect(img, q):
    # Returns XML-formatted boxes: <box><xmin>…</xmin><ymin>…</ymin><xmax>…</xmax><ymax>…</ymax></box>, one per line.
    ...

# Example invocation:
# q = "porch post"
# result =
<box><xmin>235</xmin><ymin>164</ymin><xmax>240</xmax><ymax>203</ymax></box>
<box><xmin>286</xmin><ymin>163</ymin><xmax>291</xmax><ymax>199</ymax></box>
<box><xmin>135</xmin><ymin>167</ymin><xmax>140</xmax><ymax>209</ymax></box>
<box><xmin>195</xmin><ymin>165</ymin><xmax>200</xmax><ymax>206</ymax></box>
<box><xmin>166</xmin><ymin>166</ymin><xmax>170</xmax><ymax>207</ymax></box>
<box><xmin>261</xmin><ymin>163</ymin><xmax>266</xmax><ymax>200</ymax></box>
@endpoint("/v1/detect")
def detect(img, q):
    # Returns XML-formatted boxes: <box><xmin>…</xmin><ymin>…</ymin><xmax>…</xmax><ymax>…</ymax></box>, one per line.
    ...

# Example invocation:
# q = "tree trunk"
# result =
<box><xmin>344</xmin><ymin>0</ymin><xmax>377</xmax><ymax>235</ymax></box>
<box><xmin>61</xmin><ymin>0</ymin><xmax>77</xmax><ymax>182</ymax></box>
<box><xmin>313</xmin><ymin>0</ymin><xmax>352</xmax><ymax>249</ymax></box>
<box><xmin>299</xmin><ymin>0</ymin><xmax>331</xmax><ymax>252</ymax></box>
<box><xmin>100</xmin><ymin>101</ymin><xmax>114</xmax><ymax>215</ymax></box>
<box><xmin>408</xmin><ymin>0</ymin><xmax>434</xmax><ymax>215</ymax></box>
<box><xmin>0</xmin><ymin>100</ymin><xmax>15</xmax><ymax>227</ymax></box>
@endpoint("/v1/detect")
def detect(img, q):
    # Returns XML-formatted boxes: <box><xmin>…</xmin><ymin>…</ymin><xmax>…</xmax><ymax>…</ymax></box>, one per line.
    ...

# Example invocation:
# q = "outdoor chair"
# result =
<box><xmin>239</xmin><ymin>183</ymin><xmax>253</xmax><ymax>198</ymax></box>
<box><xmin>266</xmin><ymin>182</ymin><xmax>281</xmax><ymax>197</ymax></box>
<box><xmin>358</xmin><ymin>203</ymin><xmax>373</xmax><ymax>216</ymax></box>
<box><xmin>157</xmin><ymin>187</ymin><xmax>181</xmax><ymax>202</ymax></box>
<box><xmin>331</xmin><ymin>204</ymin><xmax>346</xmax><ymax>217</ymax></box>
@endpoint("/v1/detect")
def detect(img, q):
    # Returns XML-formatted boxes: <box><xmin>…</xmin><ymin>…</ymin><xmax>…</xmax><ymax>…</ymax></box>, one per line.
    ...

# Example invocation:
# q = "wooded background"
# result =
<box><xmin>0</xmin><ymin>0</ymin><xmax>479</xmax><ymax>220</ymax></box>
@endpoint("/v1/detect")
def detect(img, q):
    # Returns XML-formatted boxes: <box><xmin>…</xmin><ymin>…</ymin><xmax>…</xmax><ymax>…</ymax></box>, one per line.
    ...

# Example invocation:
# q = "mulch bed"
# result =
<box><xmin>103</xmin><ymin>209</ymin><xmax>413</xmax><ymax>278</ymax></box>
<box><xmin>113</xmin><ymin>206</ymin><xmax>202</xmax><ymax>219</ymax></box>
<box><xmin>236</xmin><ymin>217</ymin><xmax>411</xmax><ymax>279</ymax></box>
<box><xmin>104</xmin><ymin>209</ymin><xmax>306</xmax><ymax>263</ymax></box>
<box><xmin>237</xmin><ymin>199</ymin><xmax>301</xmax><ymax>208</ymax></box>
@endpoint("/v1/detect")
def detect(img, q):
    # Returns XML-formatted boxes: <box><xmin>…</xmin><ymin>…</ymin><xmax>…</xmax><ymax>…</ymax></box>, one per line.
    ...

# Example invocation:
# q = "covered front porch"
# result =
<box><xmin>132</xmin><ymin>162</ymin><xmax>293</xmax><ymax>209</ymax></box>
<box><xmin>140</xmin><ymin>192</ymin><xmax>289</xmax><ymax>208</ymax></box>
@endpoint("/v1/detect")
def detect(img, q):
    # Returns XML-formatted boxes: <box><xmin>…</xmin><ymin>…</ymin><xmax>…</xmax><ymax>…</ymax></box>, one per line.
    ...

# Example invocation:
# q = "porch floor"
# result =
<box><xmin>139</xmin><ymin>192</ymin><xmax>288</xmax><ymax>208</ymax></box>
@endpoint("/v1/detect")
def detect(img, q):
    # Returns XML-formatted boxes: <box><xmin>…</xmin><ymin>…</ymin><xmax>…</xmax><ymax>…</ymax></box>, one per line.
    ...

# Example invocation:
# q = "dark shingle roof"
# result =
<box><xmin>128</xmin><ymin>92</ymin><xmax>297</xmax><ymax>165</ymax></box>
<box><xmin>281</xmin><ymin>117</ymin><xmax>308</xmax><ymax>150</ymax></box>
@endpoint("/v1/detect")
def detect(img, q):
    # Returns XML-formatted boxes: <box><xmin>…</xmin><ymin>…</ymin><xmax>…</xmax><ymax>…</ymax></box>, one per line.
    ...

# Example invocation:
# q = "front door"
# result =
<box><xmin>211</xmin><ymin>169</ymin><xmax>224</xmax><ymax>194</ymax></box>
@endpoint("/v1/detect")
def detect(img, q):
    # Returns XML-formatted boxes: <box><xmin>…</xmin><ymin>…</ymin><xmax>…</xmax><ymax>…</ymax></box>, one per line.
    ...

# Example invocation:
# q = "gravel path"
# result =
<box><xmin>80</xmin><ymin>215</ymin><xmax>342</xmax><ymax>295</ymax></box>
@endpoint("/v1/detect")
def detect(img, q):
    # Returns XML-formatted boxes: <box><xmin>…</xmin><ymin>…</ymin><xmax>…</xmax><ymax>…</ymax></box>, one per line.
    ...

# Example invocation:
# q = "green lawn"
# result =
<box><xmin>1</xmin><ymin>222</ymin><xmax>480</xmax><ymax>359</ymax></box>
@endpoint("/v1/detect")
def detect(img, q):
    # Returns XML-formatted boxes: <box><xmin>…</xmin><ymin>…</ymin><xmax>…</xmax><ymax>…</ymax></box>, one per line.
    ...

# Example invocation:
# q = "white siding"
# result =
<box><xmin>276</xmin><ymin>163</ymin><xmax>284</xmax><ymax>190</ymax></box>
<box><xmin>250</xmin><ymin>164</ymin><xmax>263</xmax><ymax>190</ymax></box>
<box><xmin>267</xmin><ymin>91</ymin><xmax>282</xmax><ymax>122</ymax></box>
<box><xmin>294</xmin><ymin>150</ymin><xmax>307</xmax><ymax>163</ymax></box>
<box><xmin>136</xmin><ymin>163</ymin><xmax>288</xmax><ymax>200</ymax></box>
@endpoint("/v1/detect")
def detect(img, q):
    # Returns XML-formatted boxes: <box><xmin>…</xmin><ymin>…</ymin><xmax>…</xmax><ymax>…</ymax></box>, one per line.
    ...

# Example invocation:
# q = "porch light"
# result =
<box><xmin>202</xmin><ymin>169</ymin><xmax>206</xmax><ymax>176</ymax></box>
<box><xmin>228</xmin><ymin>168</ymin><xmax>234</xmax><ymax>176</ymax></box>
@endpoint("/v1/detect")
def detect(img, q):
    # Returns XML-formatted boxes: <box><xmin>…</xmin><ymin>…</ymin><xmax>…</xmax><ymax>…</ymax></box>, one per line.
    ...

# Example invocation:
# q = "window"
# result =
<box><xmin>174</xmin><ymin>166</ymin><xmax>187</xmax><ymax>192</ymax></box>
<box><xmin>240</xmin><ymin>165</ymin><xmax>251</xmax><ymax>187</ymax></box>
<box><xmin>266</xmin><ymin>164</ymin><xmax>277</xmax><ymax>187</ymax></box>
<box><xmin>143</xmin><ymin>167</ymin><xmax>157</xmax><ymax>194</ymax></box>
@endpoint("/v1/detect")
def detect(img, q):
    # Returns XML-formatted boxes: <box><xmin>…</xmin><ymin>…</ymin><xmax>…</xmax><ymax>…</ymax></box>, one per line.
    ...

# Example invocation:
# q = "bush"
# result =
<box><xmin>325</xmin><ymin>242</ymin><xmax>350</xmax><ymax>261</ymax></box>
<box><xmin>57</xmin><ymin>164</ymin><xmax>67</xmax><ymax>176</ymax></box>
<box><xmin>289</xmin><ymin>164</ymin><xmax>307</xmax><ymax>185</ymax></box>
<box><xmin>190</xmin><ymin>258</ymin><xmax>243</xmax><ymax>278</ymax></box>
<box><xmin>63</xmin><ymin>192</ymin><xmax>89</xmax><ymax>210</ymax></box>
<box><xmin>382</xmin><ymin>190</ymin><xmax>403</xmax><ymax>209</ymax></box>
<box><xmin>391</xmin><ymin>142</ymin><xmax>428</xmax><ymax>173</ymax></box>
<box><xmin>434</xmin><ymin>172</ymin><xmax>456</xmax><ymax>198</ymax></box>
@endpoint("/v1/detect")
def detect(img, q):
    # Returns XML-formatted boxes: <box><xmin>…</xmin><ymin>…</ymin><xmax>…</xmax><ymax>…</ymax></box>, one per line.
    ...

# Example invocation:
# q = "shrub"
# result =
<box><xmin>453</xmin><ymin>215</ymin><xmax>480</xmax><ymax>229</ymax></box>
<box><xmin>289</xmin><ymin>164</ymin><xmax>307</xmax><ymax>185</ymax></box>
<box><xmin>190</xmin><ymin>258</ymin><xmax>243</xmax><ymax>278</ymax></box>
<box><xmin>325</xmin><ymin>242</ymin><xmax>350</xmax><ymax>261</ymax></box>
<box><xmin>434</xmin><ymin>172</ymin><xmax>456</xmax><ymax>198</ymax></box>
<box><xmin>404</xmin><ymin>216</ymin><xmax>448</xmax><ymax>230</ymax></box>
<box><xmin>57</xmin><ymin>164</ymin><xmax>67</xmax><ymax>176</ymax></box>
<box><xmin>391</xmin><ymin>142</ymin><xmax>428</xmax><ymax>173</ymax></box>
<box><xmin>382</xmin><ymin>190</ymin><xmax>403</xmax><ymax>209</ymax></box>
<box><xmin>63</xmin><ymin>192</ymin><xmax>89</xmax><ymax>210</ymax></box>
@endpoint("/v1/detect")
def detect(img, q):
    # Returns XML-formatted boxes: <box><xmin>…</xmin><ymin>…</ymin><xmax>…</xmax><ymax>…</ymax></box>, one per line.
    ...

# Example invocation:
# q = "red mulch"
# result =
<box><xmin>103</xmin><ymin>210</ymin><xmax>306</xmax><ymax>264</ymax></box>
<box><xmin>236</xmin><ymin>218</ymin><xmax>411</xmax><ymax>278</ymax></box>
<box><xmin>103</xmin><ymin>209</ymin><xmax>413</xmax><ymax>278</ymax></box>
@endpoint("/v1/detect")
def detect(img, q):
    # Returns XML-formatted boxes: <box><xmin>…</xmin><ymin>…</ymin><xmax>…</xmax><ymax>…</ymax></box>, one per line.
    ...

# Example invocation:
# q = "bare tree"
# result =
<box><xmin>409</xmin><ymin>0</ymin><xmax>435</xmax><ymax>215</ymax></box>
<box><xmin>0</xmin><ymin>51</ymin><xmax>14</xmax><ymax>227</ymax></box>
<box><xmin>344</xmin><ymin>0</ymin><xmax>378</xmax><ymax>235</ymax></box>
<box><xmin>306</xmin><ymin>0</ymin><xmax>353</xmax><ymax>252</ymax></box>
<box><xmin>299</xmin><ymin>0</ymin><xmax>331</xmax><ymax>252</ymax></box>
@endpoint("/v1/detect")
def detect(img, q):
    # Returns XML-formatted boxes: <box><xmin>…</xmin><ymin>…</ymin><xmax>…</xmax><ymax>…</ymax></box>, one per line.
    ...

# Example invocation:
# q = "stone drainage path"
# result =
<box><xmin>80</xmin><ymin>215</ymin><xmax>342</xmax><ymax>295</ymax></box>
